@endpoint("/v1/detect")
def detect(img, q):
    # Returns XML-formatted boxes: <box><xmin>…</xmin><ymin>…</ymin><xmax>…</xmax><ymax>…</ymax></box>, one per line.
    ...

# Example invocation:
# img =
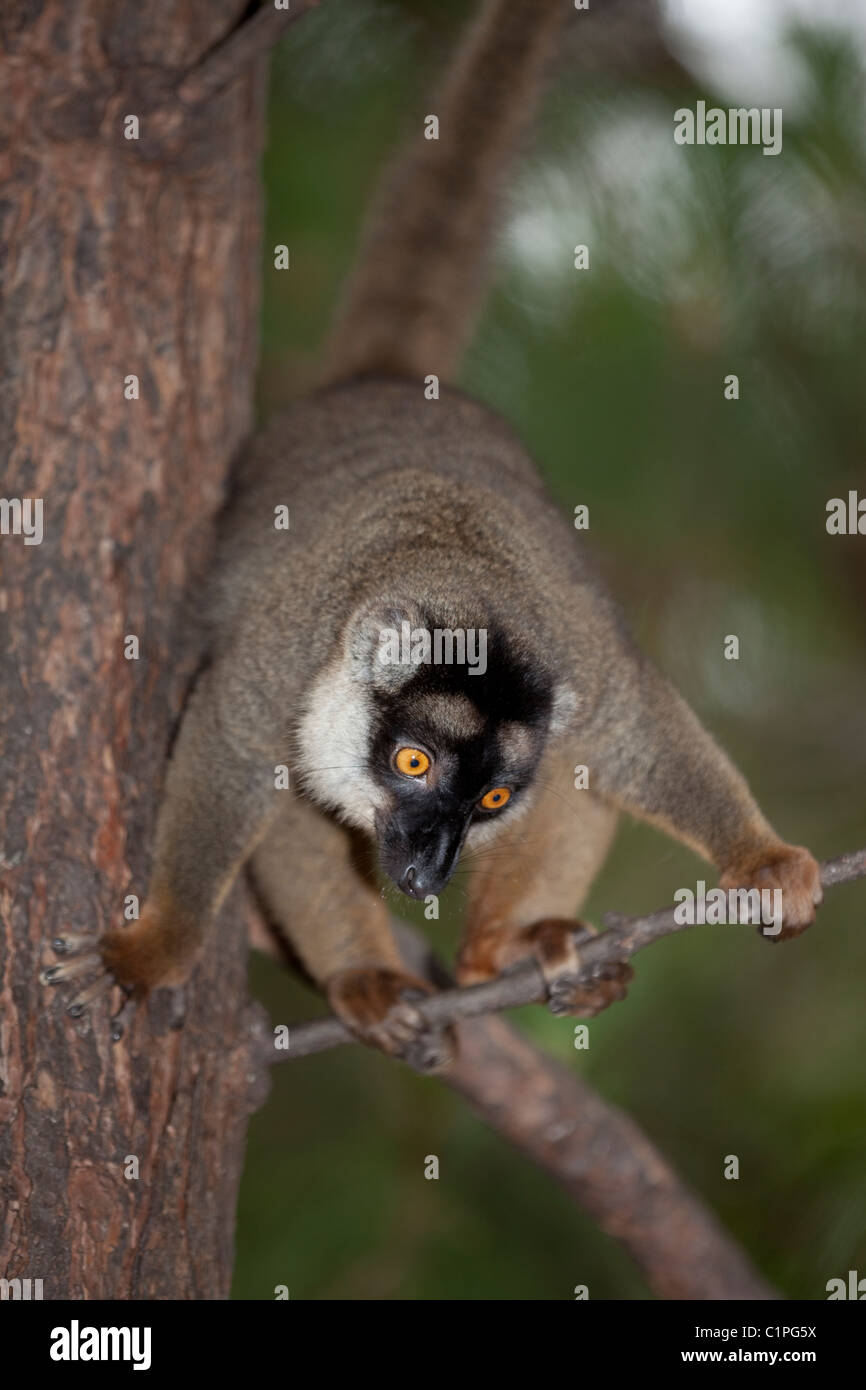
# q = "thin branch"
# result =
<box><xmin>177</xmin><ymin>1</ymin><xmax>321</xmax><ymax>108</ymax></box>
<box><xmin>273</xmin><ymin>849</ymin><xmax>866</xmax><ymax>1061</ymax></box>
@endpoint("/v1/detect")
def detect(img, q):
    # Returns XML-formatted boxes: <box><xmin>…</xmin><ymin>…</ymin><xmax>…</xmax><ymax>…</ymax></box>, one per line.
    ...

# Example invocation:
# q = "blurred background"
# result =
<box><xmin>232</xmin><ymin>0</ymin><xmax>866</xmax><ymax>1299</ymax></box>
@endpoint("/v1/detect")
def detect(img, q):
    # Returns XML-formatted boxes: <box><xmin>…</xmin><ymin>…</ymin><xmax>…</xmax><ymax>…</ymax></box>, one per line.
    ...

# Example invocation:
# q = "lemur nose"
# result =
<box><xmin>401</xmin><ymin>864</ymin><xmax>420</xmax><ymax>897</ymax></box>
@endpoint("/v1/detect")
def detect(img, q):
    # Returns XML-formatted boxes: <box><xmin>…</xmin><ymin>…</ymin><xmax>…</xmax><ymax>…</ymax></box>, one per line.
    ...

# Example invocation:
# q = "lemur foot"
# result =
<box><xmin>720</xmin><ymin>843</ymin><xmax>822</xmax><ymax>941</ymax></box>
<box><xmin>457</xmin><ymin>919</ymin><xmax>632</xmax><ymax>1019</ymax></box>
<box><xmin>41</xmin><ymin>904</ymin><xmax>192</xmax><ymax>1039</ymax></box>
<box><xmin>41</xmin><ymin>936</ymin><xmax>136</xmax><ymax>1040</ymax></box>
<box><xmin>527</xmin><ymin>919</ymin><xmax>633</xmax><ymax>1018</ymax></box>
<box><xmin>326</xmin><ymin>967</ymin><xmax>456</xmax><ymax>1074</ymax></box>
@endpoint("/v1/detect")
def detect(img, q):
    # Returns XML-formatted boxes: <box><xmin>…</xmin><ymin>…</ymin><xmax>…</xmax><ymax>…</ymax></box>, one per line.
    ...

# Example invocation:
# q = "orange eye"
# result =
<box><xmin>395</xmin><ymin>747</ymin><xmax>430</xmax><ymax>777</ymax></box>
<box><xmin>480</xmin><ymin>787</ymin><xmax>511</xmax><ymax>811</ymax></box>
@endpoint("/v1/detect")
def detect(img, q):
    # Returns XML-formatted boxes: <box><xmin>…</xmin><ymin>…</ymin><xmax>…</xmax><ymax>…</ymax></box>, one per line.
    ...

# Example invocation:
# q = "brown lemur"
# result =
<box><xmin>45</xmin><ymin>0</ymin><xmax>821</xmax><ymax>1069</ymax></box>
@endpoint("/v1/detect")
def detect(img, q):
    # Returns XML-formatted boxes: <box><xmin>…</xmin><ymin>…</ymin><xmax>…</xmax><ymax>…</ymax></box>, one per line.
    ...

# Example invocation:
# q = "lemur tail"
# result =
<box><xmin>321</xmin><ymin>0</ymin><xmax>567</xmax><ymax>388</ymax></box>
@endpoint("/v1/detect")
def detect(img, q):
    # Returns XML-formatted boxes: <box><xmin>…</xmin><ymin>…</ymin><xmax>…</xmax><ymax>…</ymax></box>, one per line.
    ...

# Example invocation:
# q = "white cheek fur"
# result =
<box><xmin>295</xmin><ymin>653</ymin><xmax>385</xmax><ymax>831</ymax></box>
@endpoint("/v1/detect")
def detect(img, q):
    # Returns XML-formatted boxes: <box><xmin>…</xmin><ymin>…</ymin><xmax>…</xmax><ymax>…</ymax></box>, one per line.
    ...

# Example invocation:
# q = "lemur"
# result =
<box><xmin>45</xmin><ymin>0</ymin><xmax>822</xmax><ymax>1071</ymax></box>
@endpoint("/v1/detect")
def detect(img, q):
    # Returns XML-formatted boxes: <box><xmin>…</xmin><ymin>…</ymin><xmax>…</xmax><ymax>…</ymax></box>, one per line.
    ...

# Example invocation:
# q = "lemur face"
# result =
<box><xmin>296</xmin><ymin>602</ymin><xmax>562</xmax><ymax>898</ymax></box>
<box><xmin>369</xmin><ymin>665</ymin><xmax>551</xmax><ymax>899</ymax></box>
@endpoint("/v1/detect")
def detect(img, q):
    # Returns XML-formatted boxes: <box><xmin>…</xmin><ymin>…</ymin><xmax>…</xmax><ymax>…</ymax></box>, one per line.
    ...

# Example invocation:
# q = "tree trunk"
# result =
<box><xmin>0</xmin><ymin>1</ymin><xmax>267</xmax><ymax>1299</ymax></box>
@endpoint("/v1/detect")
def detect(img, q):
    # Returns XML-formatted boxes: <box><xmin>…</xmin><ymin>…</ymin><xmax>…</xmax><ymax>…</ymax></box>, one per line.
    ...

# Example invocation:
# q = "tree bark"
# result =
<box><xmin>0</xmin><ymin>1</ymin><xmax>268</xmax><ymax>1299</ymax></box>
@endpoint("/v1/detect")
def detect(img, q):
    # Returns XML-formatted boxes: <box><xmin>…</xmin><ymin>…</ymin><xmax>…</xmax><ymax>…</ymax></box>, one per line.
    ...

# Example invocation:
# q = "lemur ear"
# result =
<box><xmin>347</xmin><ymin>599</ymin><xmax>428</xmax><ymax>691</ymax></box>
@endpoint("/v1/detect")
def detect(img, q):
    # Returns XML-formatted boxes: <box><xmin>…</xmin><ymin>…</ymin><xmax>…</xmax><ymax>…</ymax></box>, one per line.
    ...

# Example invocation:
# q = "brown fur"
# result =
<box><xmin>323</xmin><ymin>0</ymin><xmax>567</xmax><ymax>385</ymax></box>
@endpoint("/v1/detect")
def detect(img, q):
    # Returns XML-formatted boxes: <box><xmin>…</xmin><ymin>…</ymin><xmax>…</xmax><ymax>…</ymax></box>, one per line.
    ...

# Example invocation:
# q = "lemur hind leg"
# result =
<box><xmin>248</xmin><ymin>794</ymin><xmax>456</xmax><ymax>1073</ymax></box>
<box><xmin>457</xmin><ymin>743</ymin><xmax>630</xmax><ymax>1018</ymax></box>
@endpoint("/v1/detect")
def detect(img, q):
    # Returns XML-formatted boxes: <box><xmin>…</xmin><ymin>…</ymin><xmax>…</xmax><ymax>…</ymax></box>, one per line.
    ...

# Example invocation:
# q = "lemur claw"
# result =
<box><xmin>110</xmin><ymin>993</ymin><xmax>139</xmax><ymax>1042</ymax></box>
<box><xmin>39</xmin><ymin>947</ymin><xmax>103</xmax><ymax>986</ymax></box>
<box><xmin>51</xmin><ymin>932</ymin><xmax>95</xmax><ymax>955</ymax></box>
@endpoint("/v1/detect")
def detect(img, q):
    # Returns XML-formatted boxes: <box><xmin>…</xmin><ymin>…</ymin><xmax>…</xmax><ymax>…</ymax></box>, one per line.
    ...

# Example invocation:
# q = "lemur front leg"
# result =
<box><xmin>42</xmin><ymin>661</ymin><xmax>286</xmax><ymax>1027</ymax></box>
<box><xmin>457</xmin><ymin>744</ymin><xmax>630</xmax><ymax>1018</ymax></box>
<box><xmin>589</xmin><ymin>653</ymin><xmax>822</xmax><ymax>939</ymax></box>
<box><xmin>249</xmin><ymin>794</ymin><xmax>456</xmax><ymax>1073</ymax></box>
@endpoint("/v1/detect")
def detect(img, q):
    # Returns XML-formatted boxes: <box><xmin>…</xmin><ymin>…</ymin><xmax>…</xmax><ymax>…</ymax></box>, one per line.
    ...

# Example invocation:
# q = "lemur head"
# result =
<box><xmin>297</xmin><ymin>600</ymin><xmax>574</xmax><ymax>899</ymax></box>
